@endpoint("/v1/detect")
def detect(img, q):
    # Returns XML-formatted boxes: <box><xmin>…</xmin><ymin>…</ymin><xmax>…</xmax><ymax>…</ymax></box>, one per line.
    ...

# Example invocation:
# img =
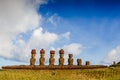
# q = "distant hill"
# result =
<box><xmin>117</xmin><ymin>62</ymin><xmax>120</xmax><ymax>65</ymax></box>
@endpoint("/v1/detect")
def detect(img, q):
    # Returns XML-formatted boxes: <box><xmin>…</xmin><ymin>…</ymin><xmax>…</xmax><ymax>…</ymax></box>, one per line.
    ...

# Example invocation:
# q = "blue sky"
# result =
<box><xmin>39</xmin><ymin>0</ymin><xmax>120</xmax><ymax>64</ymax></box>
<box><xmin>0</xmin><ymin>0</ymin><xmax>120</xmax><ymax>67</ymax></box>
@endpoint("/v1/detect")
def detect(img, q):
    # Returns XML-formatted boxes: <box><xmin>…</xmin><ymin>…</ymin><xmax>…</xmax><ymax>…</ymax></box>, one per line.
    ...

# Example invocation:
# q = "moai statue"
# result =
<box><xmin>59</xmin><ymin>49</ymin><xmax>64</xmax><ymax>66</ymax></box>
<box><xmin>113</xmin><ymin>61</ymin><xmax>116</xmax><ymax>65</ymax></box>
<box><xmin>49</xmin><ymin>50</ymin><xmax>55</xmax><ymax>65</ymax></box>
<box><xmin>77</xmin><ymin>59</ymin><xmax>82</xmax><ymax>66</ymax></box>
<box><xmin>86</xmin><ymin>61</ymin><xmax>90</xmax><ymax>66</ymax></box>
<box><xmin>68</xmin><ymin>54</ymin><xmax>73</xmax><ymax>65</ymax></box>
<box><xmin>30</xmin><ymin>49</ymin><xmax>36</xmax><ymax>66</ymax></box>
<box><xmin>39</xmin><ymin>49</ymin><xmax>45</xmax><ymax>65</ymax></box>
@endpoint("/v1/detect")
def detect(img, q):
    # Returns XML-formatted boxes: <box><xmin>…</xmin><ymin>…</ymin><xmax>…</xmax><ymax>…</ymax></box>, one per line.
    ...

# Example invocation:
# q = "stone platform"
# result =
<box><xmin>2</xmin><ymin>65</ymin><xmax>107</xmax><ymax>70</ymax></box>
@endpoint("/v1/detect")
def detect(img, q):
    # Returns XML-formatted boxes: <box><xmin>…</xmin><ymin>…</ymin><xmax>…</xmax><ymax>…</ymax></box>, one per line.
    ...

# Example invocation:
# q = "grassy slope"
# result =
<box><xmin>0</xmin><ymin>67</ymin><xmax>120</xmax><ymax>80</ymax></box>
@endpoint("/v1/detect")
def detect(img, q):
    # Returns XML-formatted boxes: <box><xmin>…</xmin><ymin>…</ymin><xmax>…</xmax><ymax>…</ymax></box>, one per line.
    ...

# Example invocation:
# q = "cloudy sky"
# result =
<box><xmin>0</xmin><ymin>0</ymin><xmax>120</xmax><ymax>67</ymax></box>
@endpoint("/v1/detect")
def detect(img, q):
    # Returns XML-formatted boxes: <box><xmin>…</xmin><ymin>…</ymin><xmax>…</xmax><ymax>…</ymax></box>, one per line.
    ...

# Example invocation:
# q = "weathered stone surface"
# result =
<box><xmin>86</xmin><ymin>61</ymin><xmax>90</xmax><ymax>66</ymax></box>
<box><xmin>30</xmin><ymin>49</ymin><xmax>36</xmax><ymax>66</ymax></box>
<box><xmin>2</xmin><ymin>65</ymin><xmax>107</xmax><ymax>70</ymax></box>
<box><xmin>59</xmin><ymin>49</ymin><xmax>64</xmax><ymax>65</ymax></box>
<box><xmin>77</xmin><ymin>59</ymin><xmax>82</xmax><ymax>66</ymax></box>
<box><xmin>49</xmin><ymin>50</ymin><xmax>55</xmax><ymax>65</ymax></box>
<box><xmin>68</xmin><ymin>54</ymin><xmax>73</xmax><ymax>65</ymax></box>
<box><xmin>39</xmin><ymin>49</ymin><xmax>45</xmax><ymax>65</ymax></box>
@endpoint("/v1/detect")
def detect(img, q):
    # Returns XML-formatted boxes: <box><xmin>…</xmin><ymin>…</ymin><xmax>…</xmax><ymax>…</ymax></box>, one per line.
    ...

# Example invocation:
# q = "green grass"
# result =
<box><xmin>0</xmin><ymin>67</ymin><xmax>120</xmax><ymax>80</ymax></box>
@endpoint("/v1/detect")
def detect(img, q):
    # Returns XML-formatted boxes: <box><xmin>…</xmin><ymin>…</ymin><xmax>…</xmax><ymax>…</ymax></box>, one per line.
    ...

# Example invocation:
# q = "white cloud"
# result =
<box><xmin>103</xmin><ymin>46</ymin><xmax>120</xmax><ymax>64</ymax></box>
<box><xmin>0</xmin><ymin>0</ymin><xmax>83</xmax><ymax>66</ymax></box>
<box><xmin>8</xmin><ymin>27</ymin><xmax>58</xmax><ymax>62</ymax></box>
<box><xmin>48</xmin><ymin>13</ymin><xmax>60</xmax><ymax>26</ymax></box>
<box><xmin>0</xmin><ymin>0</ymin><xmax>70</xmax><ymax>63</ymax></box>
<box><xmin>0</xmin><ymin>0</ymin><xmax>46</xmax><ymax>62</ymax></box>
<box><xmin>28</xmin><ymin>27</ymin><xmax>58</xmax><ymax>49</ymax></box>
<box><xmin>62</xmin><ymin>43</ymin><xmax>83</xmax><ymax>55</ymax></box>
<box><xmin>61</xmin><ymin>32</ymin><xmax>71</xmax><ymax>39</ymax></box>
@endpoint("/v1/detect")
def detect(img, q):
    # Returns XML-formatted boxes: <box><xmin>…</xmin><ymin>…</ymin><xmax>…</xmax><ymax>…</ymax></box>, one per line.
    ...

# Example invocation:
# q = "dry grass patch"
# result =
<box><xmin>0</xmin><ymin>67</ymin><xmax>120</xmax><ymax>80</ymax></box>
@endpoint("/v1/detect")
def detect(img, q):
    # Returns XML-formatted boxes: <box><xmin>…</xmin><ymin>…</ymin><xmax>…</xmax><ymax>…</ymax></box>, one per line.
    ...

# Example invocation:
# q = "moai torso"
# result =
<box><xmin>59</xmin><ymin>49</ymin><xmax>64</xmax><ymax>65</ymax></box>
<box><xmin>49</xmin><ymin>50</ymin><xmax>55</xmax><ymax>65</ymax></box>
<box><xmin>30</xmin><ymin>49</ymin><xmax>36</xmax><ymax>66</ymax></box>
<box><xmin>39</xmin><ymin>49</ymin><xmax>45</xmax><ymax>65</ymax></box>
<box><xmin>77</xmin><ymin>59</ymin><xmax>82</xmax><ymax>66</ymax></box>
<box><xmin>68</xmin><ymin>54</ymin><xmax>73</xmax><ymax>65</ymax></box>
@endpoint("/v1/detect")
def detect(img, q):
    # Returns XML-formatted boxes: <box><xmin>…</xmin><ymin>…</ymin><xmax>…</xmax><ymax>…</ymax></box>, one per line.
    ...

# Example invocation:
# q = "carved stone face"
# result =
<box><xmin>31</xmin><ymin>49</ymin><xmax>36</xmax><ymax>54</ymax></box>
<box><xmin>41</xmin><ymin>54</ymin><xmax>44</xmax><ymax>58</ymax></box>
<box><xmin>69</xmin><ymin>54</ymin><xmax>73</xmax><ymax>58</ymax></box>
<box><xmin>31</xmin><ymin>54</ymin><xmax>36</xmax><ymax>58</ymax></box>
<box><xmin>50</xmin><ymin>54</ymin><xmax>54</xmax><ymax>58</ymax></box>
<box><xmin>60</xmin><ymin>54</ymin><xmax>64</xmax><ymax>58</ymax></box>
<box><xmin>59</xmin><ymin>49</ymin><xmax>64</xmax><ymax>54</ymax></box>
<box><xmin>40</xmin><ymin>49</ymin><xmax>45</xmax><ymax>54</ymax></box>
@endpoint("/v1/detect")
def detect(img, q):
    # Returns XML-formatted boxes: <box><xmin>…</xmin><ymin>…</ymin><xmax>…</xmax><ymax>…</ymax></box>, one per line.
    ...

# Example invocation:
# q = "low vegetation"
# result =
<box><xmin>0</xmin><ymin>67</ymin><xmax>120</xmax><ymax>80</ymax></box>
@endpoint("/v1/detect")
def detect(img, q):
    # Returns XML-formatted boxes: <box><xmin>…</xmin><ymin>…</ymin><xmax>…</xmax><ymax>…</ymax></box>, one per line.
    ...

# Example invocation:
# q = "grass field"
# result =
<box><xmin>0</xmin><ymin>67</ymin><xmax>120</xmax><ymax>80</ymax></box>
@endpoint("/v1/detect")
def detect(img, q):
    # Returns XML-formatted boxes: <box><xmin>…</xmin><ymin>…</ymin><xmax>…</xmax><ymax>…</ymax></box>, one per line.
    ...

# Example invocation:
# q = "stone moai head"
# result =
<box><xmin>68</xmin><ymin>54</ymin><xmax>73</xmax><ymax>65</ymax></box>
<box><xmin>59</xmin><ymin>49</ymin><xmax>64</xmax><ymax>65</ymax></box>
<box><xmin>77</xmin><ymin>59</ymin><xmax>82</xmax><ymax>66</ymax></box>
<box><xmin>31</xmin><ymin>49</ymin><xmax>36</xmax><ymax>58</ymax></box>
<box><xmin>30</xmin><ymin>49</ymin><xmax>36</xmax><ymax>66</ymax></box>
<box><xmin>59</xmin><ymin>49</ymin><xmax>64</xmax><ymax>58</ymax></box>
<box><xmin>40</xmin><ymin>48</ymin><xmax>45</xmax><ymax>58</ymax></box>
<box><xmin>39</xmin><ymin>49</ymin><xmax>45</xmax><ymax>65</ymax></box>
<box><xmin>86</xmin><ymin>61</ymin><xmax>90</xmax><ymax>66</ymax></box>
<box><xmin>50</xmin><ymin>50</ymin><xmax>55</xmax><ymax>58</ymax></box>
<box><xmin>69</xmin><ymin>54</ymin><xmax>73</xmax><ymax>58</ymax></box>
<box><xmin>49</xmin><ymin>50</ymin><xmax>55</xmax><ymax>65</ymax></box>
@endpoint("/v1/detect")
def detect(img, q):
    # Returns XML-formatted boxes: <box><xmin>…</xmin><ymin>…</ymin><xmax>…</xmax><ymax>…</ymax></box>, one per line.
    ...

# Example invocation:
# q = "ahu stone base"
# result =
<box><xmin>2</xmin><ymin>65</ymin><xmax>107</xmax><ymax>70</ymax></box>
